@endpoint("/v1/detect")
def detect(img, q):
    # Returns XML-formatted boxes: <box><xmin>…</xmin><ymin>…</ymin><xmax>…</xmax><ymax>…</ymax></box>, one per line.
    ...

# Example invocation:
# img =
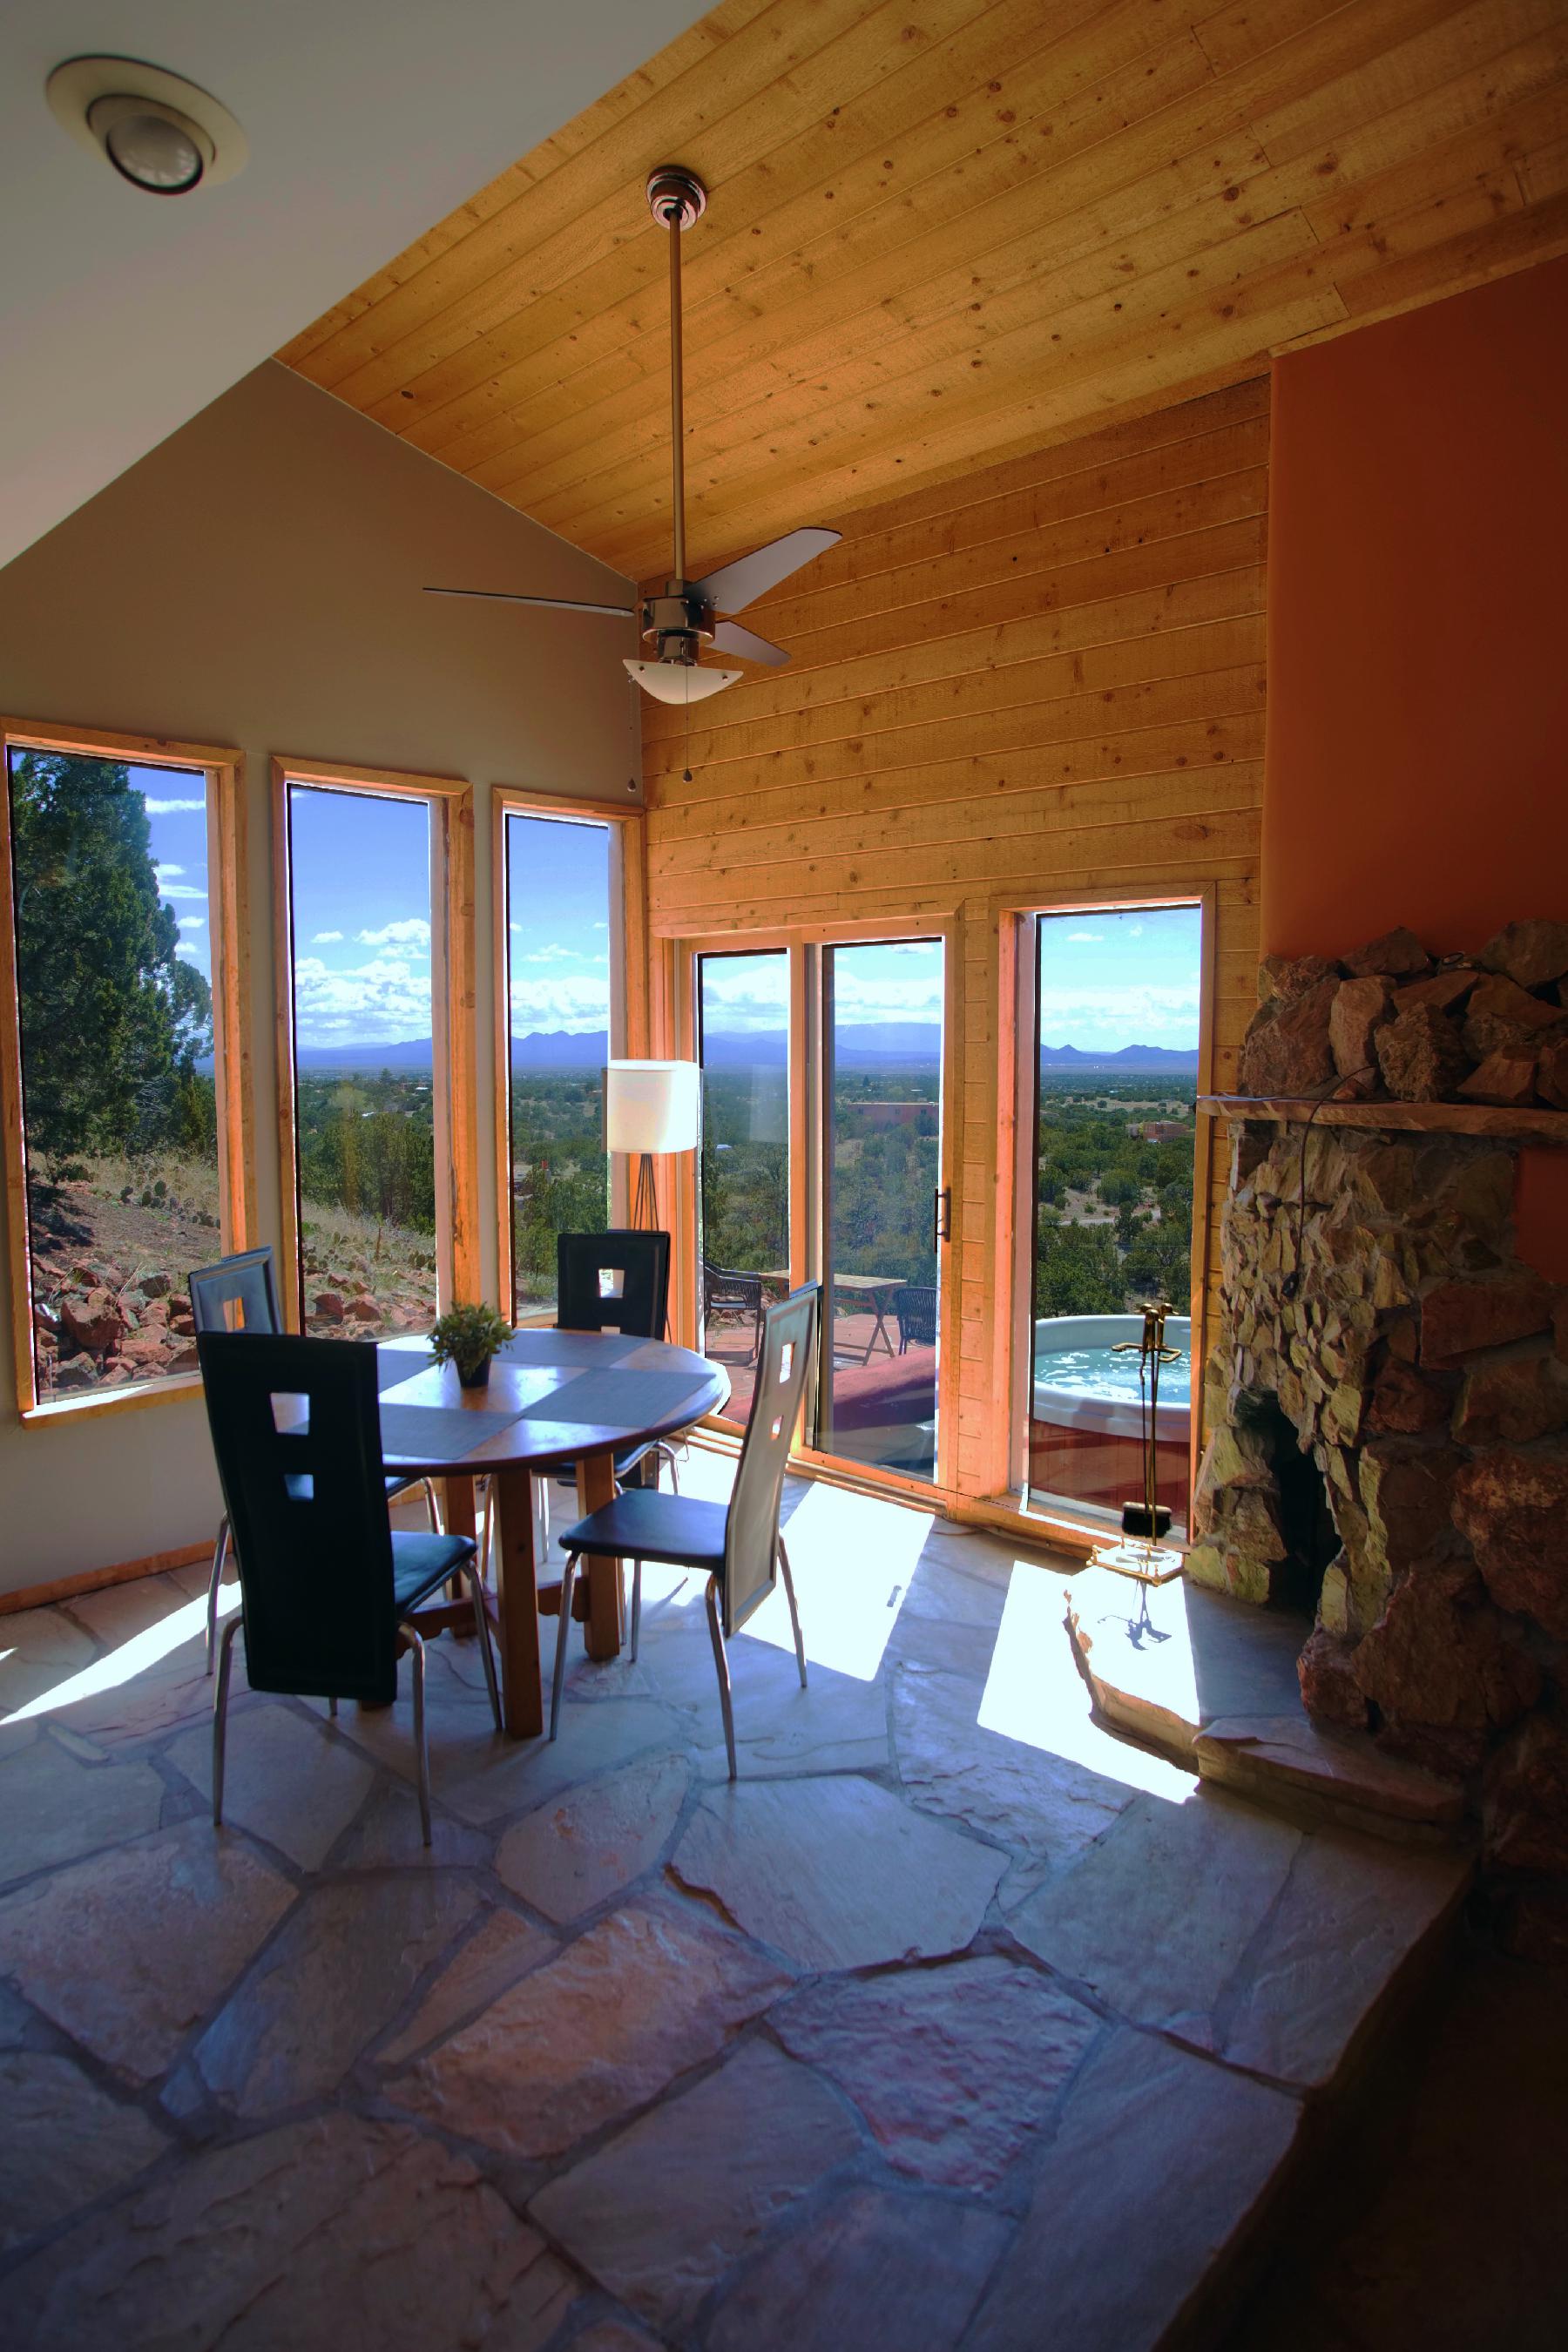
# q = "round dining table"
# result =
<box><xmin>373</xmin><ymin>1328</ymin><xmax>728</xmax><ymax>1738</ymax></box>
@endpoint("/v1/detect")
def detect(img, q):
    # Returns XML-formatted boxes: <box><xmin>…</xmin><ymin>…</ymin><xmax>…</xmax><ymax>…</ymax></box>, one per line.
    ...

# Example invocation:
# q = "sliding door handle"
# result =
<box><xmin>933</xmin><ymin>1186</ymin><xmax>951</xmax><ymax>1247</ymax></box>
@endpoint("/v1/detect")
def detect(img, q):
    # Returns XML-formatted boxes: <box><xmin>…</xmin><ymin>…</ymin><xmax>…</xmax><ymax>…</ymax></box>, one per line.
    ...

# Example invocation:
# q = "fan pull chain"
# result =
<box><xmin>683</xmin><ymin>665</ymin><xmax>693</xmax><ymax>783</ymax></box>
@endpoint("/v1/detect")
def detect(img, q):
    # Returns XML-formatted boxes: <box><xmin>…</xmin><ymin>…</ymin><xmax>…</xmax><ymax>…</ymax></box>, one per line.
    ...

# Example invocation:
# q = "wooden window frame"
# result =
<box><xmin>271</xmin><ymin>756</ymin><xmax>477</xmax><ymax>1329</ymax></box>
<box><xmin>0</xmin><ymin>718</ymin><xmax>253</xmax><ymax>1423</ymax></box>
<box><xmin>491</xmin><ymin>789</ymin><xmax>646</xmax><ymax>1323</ymax></box>
<box><xmin>1008</xmin><ymin>882</ymin><xmax>1218</xmax><ymax>1537</ymax></box>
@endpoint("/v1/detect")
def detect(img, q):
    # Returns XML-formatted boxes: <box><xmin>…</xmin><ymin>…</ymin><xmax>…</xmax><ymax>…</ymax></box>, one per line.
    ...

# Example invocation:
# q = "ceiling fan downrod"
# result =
<box><xmin>645</xmin><ymin>165</ymin><xmax>706</xmax><ymax>659</ymax></box>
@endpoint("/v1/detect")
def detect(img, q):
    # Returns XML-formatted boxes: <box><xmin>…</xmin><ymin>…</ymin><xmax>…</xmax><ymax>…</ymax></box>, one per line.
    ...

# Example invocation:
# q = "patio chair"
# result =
<box><xmin>199</xmin><ymin>1329</ymin><xmax>499</xmax><ymax>1846</ymax></box>
<box><xmin>551</xmin><ymin>1285</ymin><xmax>819</xmax><ymax>1777</ymax></box>
<box><xmin>702</xmin><ymin>1256</ymin><xmax>765</xmax><ymax>1365</ymax></box>
<box><xmin>190</xmin><ymin>1246</ymin><xmax>438</xmax><ymax>1673</ymax></box>
<box><xmin>896</xmin><ymin>1282</ymin><xmax>938</xmax><ymax>1354</ymax></box>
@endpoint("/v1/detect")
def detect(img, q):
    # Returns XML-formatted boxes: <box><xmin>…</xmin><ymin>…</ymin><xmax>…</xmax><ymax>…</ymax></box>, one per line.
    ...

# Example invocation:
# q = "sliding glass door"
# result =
<box><xmin>690</xmin><ymin>931</ymin><xmax>950</xmax><ymax>1484</ymax></box>
<box><xmin>819</xmin><ymin>939</ymin><xmax>944</xmax><ymax>1482</ymax></box>
<box><xmin>695</xmin><ymin>950</ymin><xmax>790</xmax><ymax>1428</ymax></box>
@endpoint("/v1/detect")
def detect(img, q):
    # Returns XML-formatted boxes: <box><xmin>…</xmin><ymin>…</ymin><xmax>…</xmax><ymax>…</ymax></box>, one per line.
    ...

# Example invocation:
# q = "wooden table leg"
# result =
<box><xmin>576</xmin><ymin>1453</ymin><xmax>625</xmax><ymax>1661</ymax></box>
<box><xmin>492</xmin><ymin>1463</ymin><xmax>544</xmax><ymax>1738</ymax></box>
<box><xmin>442</xmin><ymin>1475</ymin><xmax>477</xmax><ymax>1598</ymax></box>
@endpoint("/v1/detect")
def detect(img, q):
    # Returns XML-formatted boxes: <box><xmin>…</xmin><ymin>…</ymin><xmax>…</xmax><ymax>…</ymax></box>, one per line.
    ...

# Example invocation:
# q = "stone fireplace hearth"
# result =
<box><xmin>1189</xmin><ymin>1104</ymin><xmax>1568</xmax><ymax>1944</ymax></box>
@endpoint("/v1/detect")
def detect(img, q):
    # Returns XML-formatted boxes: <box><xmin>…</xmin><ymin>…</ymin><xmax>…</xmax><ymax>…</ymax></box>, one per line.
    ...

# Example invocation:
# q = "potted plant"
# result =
<box><xmin>429</xmin><ymin>1301</ymin><xmax>513</xmax><ymax>1389</ymax></box>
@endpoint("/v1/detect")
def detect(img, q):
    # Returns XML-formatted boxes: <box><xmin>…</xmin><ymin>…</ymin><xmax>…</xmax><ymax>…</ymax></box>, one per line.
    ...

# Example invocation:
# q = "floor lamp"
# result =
<box><xmin>605</xmin><ymin>1059</ymin><xmax>700</xmax><ymax>1232</ymax></box>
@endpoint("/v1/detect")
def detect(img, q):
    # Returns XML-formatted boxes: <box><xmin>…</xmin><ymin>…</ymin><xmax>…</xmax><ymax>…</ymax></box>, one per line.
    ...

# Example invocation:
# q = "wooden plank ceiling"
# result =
<box><xmin>280</xmin><ymin>0</ymin><xmax>1568</xmax><ymax>585</ymax></box>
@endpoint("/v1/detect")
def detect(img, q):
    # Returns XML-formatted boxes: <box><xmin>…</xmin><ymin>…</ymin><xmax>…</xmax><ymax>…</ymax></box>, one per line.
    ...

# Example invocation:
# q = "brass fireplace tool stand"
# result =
<box><xmin>1092</xmin><ymin>1298</ymin><xmax>1186</xmax><ymax>1585</ymax></box>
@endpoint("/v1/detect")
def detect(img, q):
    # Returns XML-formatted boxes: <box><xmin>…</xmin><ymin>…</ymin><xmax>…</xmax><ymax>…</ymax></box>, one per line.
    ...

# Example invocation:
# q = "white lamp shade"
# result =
<box><xmin>605</xmin><ymin>1059</ymin><xmax>700</xmax><ymax>1153</ymax></box>
<box><xmin>624</xmin><ymin>659</ymin><xmax>740</xmax><ymax>706</ymax></box>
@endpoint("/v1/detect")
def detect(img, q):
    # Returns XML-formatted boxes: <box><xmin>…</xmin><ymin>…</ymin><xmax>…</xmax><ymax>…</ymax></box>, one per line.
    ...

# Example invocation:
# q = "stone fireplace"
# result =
<box><xmin>1188</xmin><ymin>929</ymin><xmax>1568</xmax><ymax>1949</ymax></box>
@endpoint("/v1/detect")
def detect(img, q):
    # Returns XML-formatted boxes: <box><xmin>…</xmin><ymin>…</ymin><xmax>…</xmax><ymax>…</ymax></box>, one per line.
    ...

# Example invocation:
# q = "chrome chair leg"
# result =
<box><xmin>420</xmin><ymin>1476</ymin><xmax>442</xmax><ymax>1532</ymax></box>
<box><xmin>630</xmin><ymin>1559</ymin><xmax>643</xmax><ymax>1662</ymax></box>
<box><xmin>205</xmin><ymin>1514</ymin><xmax>230</xmax><ymax>1674</ymax></box>
<box><xmin>466</xmin><ymin>1562</ymin><xmax>502</xmax><ymax>1733</ymax></box>
<box><xmin>537</xmin><ymin>1474</ymin><xmax>551</xmax><ymax>1552</ymax></box>
<box><xmin>212</xmin><ymin>1613</ymin><xmax>243</xmax><ymax>1825</ymax></box>
<box><xmin>705</xmin><ymin>1572</ymin><xmax>738</xmax><ymax>1781</ymax></box>
<box><xmin>778</xmin><ymin>1535</ymin><xmax>808</xmax><ymax>1690</ymax></box>
<box><xmin>550</xmin><ymin>1553</ymin><xmax>579</xmax><ymax>1740</ymax></box>
<box><xmin>406</xmin><ymin>1626</ymin><xmax>432</xmax><ymax>1847</ymax></box>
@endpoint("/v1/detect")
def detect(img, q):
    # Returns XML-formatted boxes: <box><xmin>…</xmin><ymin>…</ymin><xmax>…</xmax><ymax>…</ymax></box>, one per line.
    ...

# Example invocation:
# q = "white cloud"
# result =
<box><xmin>292</xmin><ymin>951</ymin><xmax>433</xmax><ymax>1044</ymax></box>
<box><xmin>154</xmin><ymin>862</ymin><xmax>184</xmax><ymax>878</ymax></box>
<box><xmin>174</xmin><ymin>942</ymin><xmax>202</xmax><ymax>960</ymax></box>
<box><xmin>159</xmin><ymin>882</ymin><xmax>207</xmax><ymax>902</ymax></box>
<box><xmin>312</xmin><ymin>929</ymin><xmax>344</xmax><ymax>943</ymax></box>
<box><xmin>508</xmin><ymin>974</ymin><xmax>612</xmax><ymax>1032</ymax></box>
<box><xmin>1037</xmin><ymin>979</ymin><xmax>1199</xmax><ymax>1043</ymax></box>
<box><xmin>355</xmin><ymin>917</ymin><xmax>430</xmax><ymax>948</ymax></box>
<box><xmin>1065</xmin><ymin>929</ymin><xmax>1103</xmax><ymax>942</ymax></box>
<box><xmin>178</xmin><ymin>914</ymin><xmax>206</xmax><ymax>929</ymax></box>
<box><xmin>142</xmin><ymin>796</ymin><xmax>206</xmax><ymax>814</ymax></box>
<box><xmin>517</xmin><ymin>943</ymin><xmax>591</xmax><ymax>965</ymax></box>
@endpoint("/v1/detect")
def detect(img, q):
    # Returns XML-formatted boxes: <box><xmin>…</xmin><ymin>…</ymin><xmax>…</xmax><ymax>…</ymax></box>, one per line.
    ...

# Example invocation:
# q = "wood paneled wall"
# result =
<box><xmin>644</xmin><ymin>379</ymin><xmax>1266</xmax><ymax>1504</ymax></box>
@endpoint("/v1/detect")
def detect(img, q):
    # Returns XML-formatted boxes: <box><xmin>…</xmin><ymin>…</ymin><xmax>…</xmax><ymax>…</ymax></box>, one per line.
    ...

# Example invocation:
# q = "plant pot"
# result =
<box><xmin>457</xmin><ymin>1359</ymin><xmax>492</xmax><ymax>1389</ymax></box>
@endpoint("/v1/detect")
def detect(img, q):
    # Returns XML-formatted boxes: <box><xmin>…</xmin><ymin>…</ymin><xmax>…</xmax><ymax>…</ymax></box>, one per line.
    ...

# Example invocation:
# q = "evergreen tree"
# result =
<box><xmin>9</xmin><ymin>750</ymin><xmax>210</xmax><ymax>1159</ymax></box>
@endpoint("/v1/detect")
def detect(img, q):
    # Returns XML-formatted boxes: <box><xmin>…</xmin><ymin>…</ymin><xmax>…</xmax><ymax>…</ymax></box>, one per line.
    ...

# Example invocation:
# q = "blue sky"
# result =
<box><xmin>506</xmin><ymin>812</ymin><xmax>611</xmax><ymax>1036</ymax></box>
<box><xmin>288</xmin><ymin>785</ymin><xmax>433</xmax><ymax>1047</ymax></box>
<box><xmin>134</xmin><ymin>761</ymin><xmax>212</xmax><ymax>990</ymax></box>
<box><xmin>1037</xmin><ymin>905</ymin><xmax>1201</xmax><ymax>1051</ymax></box>
<box><xmin>700</xmin><ymin>940</ymin><xmax>946</xmax><ymax>1035</ymax></box>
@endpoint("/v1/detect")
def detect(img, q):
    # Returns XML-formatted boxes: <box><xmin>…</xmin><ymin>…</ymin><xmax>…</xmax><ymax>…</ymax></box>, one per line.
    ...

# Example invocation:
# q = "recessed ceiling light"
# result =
<box><xmin>47</xmin><ymin>57</ymin><xmax>247</xmax><ymax>194</ymax></box>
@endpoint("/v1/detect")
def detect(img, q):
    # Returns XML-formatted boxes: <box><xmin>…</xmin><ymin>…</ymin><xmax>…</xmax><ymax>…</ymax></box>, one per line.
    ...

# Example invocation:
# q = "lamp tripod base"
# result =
<box><xmin>1090</xmin><ymin>1538</ymin><xmax>1186</xmax><ymax>1586</ymax></box>
<box><xmin>631</xmin><ymin>1153</ymin><xmax>659</xmax><ymax>1231</ymax></box>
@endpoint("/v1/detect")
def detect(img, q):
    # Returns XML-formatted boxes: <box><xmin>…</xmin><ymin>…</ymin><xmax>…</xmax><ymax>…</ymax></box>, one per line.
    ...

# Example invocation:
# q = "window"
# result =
<box><xmin>499</xmin><ymin>808</ymin><xmax>615</xmax><ymax>1321</ymax></box>
<box><xmin>273</xmin><ymin>760</ymin><xmax>476</xmax><ymax>1335</ymax></box>
<box><xmin>0</xmin><ymin>723</ymin><xmax>248</xmax><ymax>1412</ymax></box>
<box><xmin>1027</xmin><ymin>902</ymin><xmax>1203</xmax><ymax>1531</ymax></box>
<box><xmin>696</xmin><ymin>949</ymin><xmax>791</xmax><ymax>1425</ymax></box>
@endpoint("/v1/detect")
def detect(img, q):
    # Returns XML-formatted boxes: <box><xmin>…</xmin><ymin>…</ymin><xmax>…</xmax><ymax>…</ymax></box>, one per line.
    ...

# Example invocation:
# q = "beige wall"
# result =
<box><xmin>0</xmin><ymin>361</ymin><xmax>640</xmax><ymax>1596</ymax></box>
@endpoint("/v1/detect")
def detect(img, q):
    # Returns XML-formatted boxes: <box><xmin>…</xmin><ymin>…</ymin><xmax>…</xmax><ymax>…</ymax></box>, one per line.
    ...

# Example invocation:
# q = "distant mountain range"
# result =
<box><xmin>281</xmin><ymin>1026</ymin><xmax>1197</xmax><ymax>1077</ymax></box>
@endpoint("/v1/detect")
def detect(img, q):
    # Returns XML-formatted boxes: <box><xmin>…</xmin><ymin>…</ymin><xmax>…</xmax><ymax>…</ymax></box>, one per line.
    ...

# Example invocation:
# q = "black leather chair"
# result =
<box><xmin>190</xmin><ymin>1247</ymin><xmax>438</xmax><ymax>1672</ymax></box>
<box><xmin>199</xmin><ymin>1330</ymin><xmax>498</xmax><ymax>1845</ymax></box>
<box><xmin>551</xmin><ymin>1285</ymin><xmax>819</xmax><ymax>1777</ymax></box>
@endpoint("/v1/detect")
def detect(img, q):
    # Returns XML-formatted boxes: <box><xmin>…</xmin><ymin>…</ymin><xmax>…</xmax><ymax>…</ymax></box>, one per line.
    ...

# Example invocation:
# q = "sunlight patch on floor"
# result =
<box><xmin>3</xmin><ymin>1588</ymin><xmax>234</xmax><ymax>1724</ymax></box>
<box><xmin>740</xmin><ymin>1481</ymin><xmax>930</xmax><ymax>1681</ymax></box>
<box><xmin>978</xmin><ymin>1560</ymin><xmax>1196</xmax><ymax>1804</ymax></box>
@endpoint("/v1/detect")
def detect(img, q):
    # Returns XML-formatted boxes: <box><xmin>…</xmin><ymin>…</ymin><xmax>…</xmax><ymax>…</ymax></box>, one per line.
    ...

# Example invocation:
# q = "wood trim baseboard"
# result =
<box><xmin>0</xmin><ymin>1539</ymin><xmax>210</xmax><ymax>1617</ymax></box>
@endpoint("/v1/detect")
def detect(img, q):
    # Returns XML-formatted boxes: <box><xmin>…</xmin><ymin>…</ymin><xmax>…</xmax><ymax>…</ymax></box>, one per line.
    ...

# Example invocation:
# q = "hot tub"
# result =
<box><xmin>1030</xmin><ymin>1313</ymin><xmax>1191</xmax><ymax>1520</ymax></box>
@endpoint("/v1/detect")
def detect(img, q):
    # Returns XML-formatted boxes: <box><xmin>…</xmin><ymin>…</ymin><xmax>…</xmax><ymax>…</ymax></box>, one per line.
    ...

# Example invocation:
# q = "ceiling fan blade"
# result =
<box><xmin>710</xmin><ymin>620</ymin><xmax>790</xmax><ymax>667</ymax></box>
<box><xmin>423</xmin><ymin>585</ymin><xmax>635</xmax><ymax>618</ymax></box>
<box><xmin>689</xmin><ymin>527</ymin><xmax>841</xmax><ymax>614</ymax></box>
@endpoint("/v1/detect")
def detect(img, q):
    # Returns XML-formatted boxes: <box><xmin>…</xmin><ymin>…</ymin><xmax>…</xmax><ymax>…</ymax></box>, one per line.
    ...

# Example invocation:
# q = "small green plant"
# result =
<box><xmin>429</xmin><ymin>1301</ymin><xmax>513</xmax><ymax>1386</ymax></box>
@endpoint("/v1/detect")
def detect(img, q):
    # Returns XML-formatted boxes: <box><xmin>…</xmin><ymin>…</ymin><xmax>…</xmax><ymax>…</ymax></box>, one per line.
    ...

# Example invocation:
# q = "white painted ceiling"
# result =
<box><xmin>0</xmin><ymin>0</ymin><xmax>710</xmax><ymax>572</ymax></box>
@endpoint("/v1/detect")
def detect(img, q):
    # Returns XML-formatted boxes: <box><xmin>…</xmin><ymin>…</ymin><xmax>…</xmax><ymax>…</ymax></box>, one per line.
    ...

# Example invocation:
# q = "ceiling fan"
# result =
<box><xmin>425</xmin><ymin>166</ymin><xmax>841</xmax><ymax>706</ymax></box>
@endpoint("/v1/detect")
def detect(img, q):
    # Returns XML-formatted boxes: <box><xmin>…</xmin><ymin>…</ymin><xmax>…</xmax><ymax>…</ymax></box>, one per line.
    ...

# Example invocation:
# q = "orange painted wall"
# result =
<box><xmin>1263</xmin><ymin>255</ymin><xmax>1568</xmax><ymax>1277</ymax></box>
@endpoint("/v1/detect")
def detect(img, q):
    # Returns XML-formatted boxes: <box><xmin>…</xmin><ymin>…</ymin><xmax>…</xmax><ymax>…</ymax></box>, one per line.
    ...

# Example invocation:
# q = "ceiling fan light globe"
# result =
<box><xmin>624</xmin><ymin>659</ymin><xmax>740</xmax><ymax>705</ymax></box>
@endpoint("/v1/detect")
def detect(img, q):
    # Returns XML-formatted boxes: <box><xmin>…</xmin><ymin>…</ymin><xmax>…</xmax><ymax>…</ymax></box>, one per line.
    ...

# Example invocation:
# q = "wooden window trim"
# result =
<box><xmin>1</xmin><ymin>718</ymin><xmax>253</xmax><ymax>1423</ymax></box>
<box><xmin>1009</xmin><ymin>880</ymin><xmax>1218</xmax><ymax>1531</ymax></box>
<box><xmin>271</xmin><ymin>756</ymin><xmax>477</xmax><ymax>1329</ymax></box>
<box><xmin>490</xmin><ymin>788</ymin><xmax>645</xmax><ymax>1322</ymax></box>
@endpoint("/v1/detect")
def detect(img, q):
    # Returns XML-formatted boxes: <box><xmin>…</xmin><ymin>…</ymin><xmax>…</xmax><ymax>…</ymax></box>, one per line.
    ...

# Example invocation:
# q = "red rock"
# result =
<box><xmin>1342</xmin><ymin>927</ymin><xmax>1430</xmax><ymax>979</ymax></box>
<box><xmin>1239</xmin><ymin>976</ymin><xmax>1338</xmax><ymax>1096</ymax></box>
<box><xmin>1296</xmin><ymin>1627</ymin><xmax>1369</xmax><ymax>1729</ymax></box>
<box><xmin>166</xmin><ymin>1345</ymin><xmax>200</xmax><ymax>1373</ymax></box>
<box><xmin>169</xmin><ymin>1313</ymin><xmax>196</xmax><ymax>1338</ymax></box>
<box><xmin>59</xmin><ymin>1289</ymin><xmax>126</xmax><ymax>1357</ymax></box>
<box><xmin>313</xmin><ymin>1290</ymin><xmax>346</xmax><ymax>1322</ymax></box>
<box><xmin>1454</xmin><ymin>1348</ymin><xmax>1568</xmax><ymax>1445</ymax></box>
<box><xmin>119</xmin><ymin>1333</ymin><xmax>174</xmax><ymax>1369</ymax></box>
<box><xmin>1367</xmin><ymin>1359</ymin><xmax>1452</xmax><ymax>1435</ymax></box>
<box><xmin>1258</xmin><ymin>952</ymin><xmax>1338</xmax><ymax>1004</ymax></box>
<box><xmin>1537</xmin><ymin>1036</ymin><xmax>1568</xmax><ymax>1111</ymax></box>
<box><xmin>1456</xmin><ymin>1048</ymin><xmax>1539</xmax><ymax>1105</ymax></box>
<box><xmin>1483</xmin><ymin>1710</ymin><xmax>1568</xmax><ymax>1875</ymax></box>
<box><xmin>1393</xmin><ymin>966</ymin><xmax>1479</xmax><ymax>1015</ymax></box>
<box><xmin>1352</xmin><ymin>1561</ymin><xmax>1539</xmax><ymax>1731</ymax></box>
<box><xmin>1462</xmin><ymin>972</ymin><xmax>1563</xmax><ymax>1059</ymax></box>
<box><xmin>1452</xmin><ymin>1446</ymin><xmax>1568</xmax><ymax>1638</ymax></box>
<box><xmin>346</xmin><ymin>1297</ymin><xmax>381</xmax><ymax>1322</ymax></box>
<box><xmin>139</xmin><ymin>1271</ymin><xmax>172</xmax><ymax>1300</ymax></box>
<box><xmin>1328</xmin><ymin>977</ymin><xmax>1393</xmax><ymax>1097</ymax></box>
<box><xmin>1421</xmin><ymin>1274</ymin><xmax>1551</xmax><ymax>1365</ymax></box>
<box><xmin>1478</xmin><ymin>918</ymin><xmax>1568</xmax><ymax>992</ymax></box>
<box><xmin>1374</xmin><ymin>1004</ymin><xmax>1470</xmax><ymax>1101</ymax></box>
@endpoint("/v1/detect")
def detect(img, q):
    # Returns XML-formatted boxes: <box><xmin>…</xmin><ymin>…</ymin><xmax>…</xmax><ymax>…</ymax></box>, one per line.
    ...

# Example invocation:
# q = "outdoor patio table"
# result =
<box><xmin>828</xmin><ymin>1274</ymin><xmax>906</xmax><ymax>1363</ymax></box>
<box><xmin>374</xmin><ymin>1329</ymin><xmax>727</xmax><ymax>1739</ymax></box>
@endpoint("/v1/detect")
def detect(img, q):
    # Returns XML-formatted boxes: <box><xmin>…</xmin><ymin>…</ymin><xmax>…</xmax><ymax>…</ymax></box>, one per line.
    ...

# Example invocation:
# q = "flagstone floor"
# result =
<box><xmin>0</xmin><ymin>1454</ymin><xmax>1473</xmax><ymax>2352</ymax></box>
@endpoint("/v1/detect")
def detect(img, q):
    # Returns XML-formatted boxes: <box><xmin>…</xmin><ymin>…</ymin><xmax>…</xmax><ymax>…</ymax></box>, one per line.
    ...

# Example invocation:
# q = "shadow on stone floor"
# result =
<box><xmin>0</xmin><ymin>1471</ymin><xmax>1508</xmax><ymax>2352</ymax></box>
